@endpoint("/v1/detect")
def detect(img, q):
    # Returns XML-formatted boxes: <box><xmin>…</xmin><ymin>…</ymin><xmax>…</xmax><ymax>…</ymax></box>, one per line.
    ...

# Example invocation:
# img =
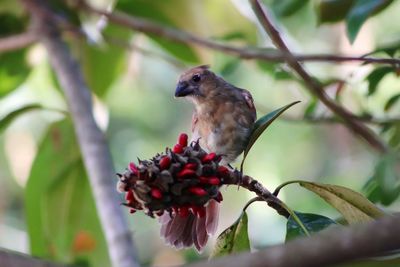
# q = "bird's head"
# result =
<box><xmin>175</xmin><ymin>65</ymin><xmax>218</xmax><ymax>100</ymax></box>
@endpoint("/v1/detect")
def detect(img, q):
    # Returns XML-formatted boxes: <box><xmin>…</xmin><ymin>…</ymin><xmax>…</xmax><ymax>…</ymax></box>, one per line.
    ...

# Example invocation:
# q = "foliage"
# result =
<box><xmin>286</xmin><ymin>212</ymin><xmax>336</xmax><ymax>241</ymax></box>
<box><xmin>0</xmin><ymin>0</ymin><xmax>399</xmax><ymax>266</ymax></box>
<box><xmin>25</xmin><ymin>120</ymin><xmax>110</xmax><ymax>266</ymax></box>
<box><xmin>210</xmin><ymin>212</ymin><xmax>250</xmax><ymax>258</ymax></box>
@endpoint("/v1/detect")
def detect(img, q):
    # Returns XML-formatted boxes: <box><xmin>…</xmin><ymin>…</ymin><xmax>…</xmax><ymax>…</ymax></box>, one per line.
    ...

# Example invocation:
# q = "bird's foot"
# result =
<box><xmin>232</xmin><ymin>168</ymin><xmax>243</xmax><ymax>189</ymax></box>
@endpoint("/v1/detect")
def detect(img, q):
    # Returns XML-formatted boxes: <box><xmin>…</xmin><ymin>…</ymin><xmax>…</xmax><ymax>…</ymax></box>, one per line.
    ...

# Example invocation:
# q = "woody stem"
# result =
<box><xmin>226</xmin><ymin>172</ymin><xmax>290</xmax><ymax>218</ymax></box>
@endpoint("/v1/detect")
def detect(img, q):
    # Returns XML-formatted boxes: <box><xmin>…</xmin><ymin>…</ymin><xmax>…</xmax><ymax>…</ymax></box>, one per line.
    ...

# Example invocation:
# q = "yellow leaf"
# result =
<box><xmin>300</xmin><ymin>182</ymin><xmax>386</xmax><ymax>224</ymax></box>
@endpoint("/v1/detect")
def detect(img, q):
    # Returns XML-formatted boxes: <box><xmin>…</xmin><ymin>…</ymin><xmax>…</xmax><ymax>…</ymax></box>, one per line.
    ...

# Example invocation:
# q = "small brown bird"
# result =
<box><xmin>160</xmin><ymin>65</ymin><xmax>256</xmax><ymax>251</ymax></box>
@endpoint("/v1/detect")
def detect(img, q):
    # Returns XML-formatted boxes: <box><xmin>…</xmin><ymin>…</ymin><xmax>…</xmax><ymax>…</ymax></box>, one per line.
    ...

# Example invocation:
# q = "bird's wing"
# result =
<box><xmin>241</xmin><ymin>89</ymin><xmax>255</xmax><ymax>110</ymax></box>
<box><xmin>240</xmin><ymin>88</ymin><xmax>257</xmax><ymax>122</ymax></box>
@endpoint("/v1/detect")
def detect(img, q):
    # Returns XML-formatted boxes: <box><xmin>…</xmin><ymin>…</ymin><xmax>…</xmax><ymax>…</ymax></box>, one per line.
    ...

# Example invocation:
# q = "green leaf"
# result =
<box><xmin>0</xmin><ymin>104</ymin><xmax>42</xmax><ymax>133</ymax></box>
<box><xmin>371</xmin><ymin>154</ymin><xmax>400</xmax><ymax>205</ymax></box>
<box><xmin>315</xmin><ymin>0</ymin><xmax>355</xmax><ymax>24</ymax></box>
<box><xmin>384</xmin><ymin>93</ymin><xmax>400</xmax><ymax>112</ymax></box>
<box><xmin>363</xmin><ymin>40</ymin><xmax>400</xmax><ymax>57</ymax></box>
<box><xmin>0</xmin><ymin>12</ymin><xmax>26</xmax><ymax>36</ymax></box>
<box><xmin>389</xmin><ymin>124</ymin><xmax>400</xmax><ymax>149</ymax></box>
<box><xmin>47</xmin><ymin>0</ymin><xmax>81</xmax><ymax>27</ymax></box>
<box><xmin>256</xmin><ymin>60</ymin><xmax>276</xmax><ymax>74</ymax></box>
<box><xmin>0</xmin><ymin>13</ymin><xmax>30</xmax><ymax>97</ymax></box>
<box><xmin>366</xmin><ymin>66</ymin><xmax>394</xmax><ymax>96</ymax></box>
<box><xmin>115</xmin><ymin>0</ymin><xmax>199</xmax><ymax>63</ymax></box>
<box><xmin>220</xmin><ymin>58</ymin><xmax>241</xmax><ymax>77</ymax></box>
<box><xmin>286</xmin><ymin>212</ymin><xmax>336</xmax><ymax>241</ymax></box>
<box><xmin>346</xmin><ymin>0</ymin><xmax>394</xmax><ymax>43</ymax></box>
<box><xmin>80</xmin><ymin>44</ymin><xmax>126</xmax><ymax>97</ymax></box>
<box><xmin>303</xmin><ymin>100</ymin><xmax>318</xmax><ymax>118</ymax></box>
<box><xmin>241</xmin><ymin>101</ymin><xmax>300</xmax><ymax>171</ymax></box>
<box><xmin>25</xmin><ymin>120</ymin><xmax>110</xmax><ymax>266</ymax></box>
<box><xmin>76</xmin><ymin>22</ymin><xmax>131</xmax><ymax>97</ymax></box>
<box><xmin>299</xmin><ymin>181</ymin><xmax>386</xmax><ymax>224</ymax></box>
<box><xmin>272</xmin><ymin>0</ymin><xmax>309</xmax><ymax>17</ymax></box>
<box><xmin>217</xmin><ymin>31</ymin><xmax>247</xmax><ymax>41</ymax></box>
<box><xmin>362</xmin><ymin>175</ymin><xmax>383</xmax><ymax>204</ymax></box>
<box><xmin>210</xmin><ymin>212</ymin><xmax>250</xmax><ymax>258</ymax></box>
<box><xmin>274</xmin><ymin>68</ymin><xmax>294</xmax><ymax>80</ymax></box>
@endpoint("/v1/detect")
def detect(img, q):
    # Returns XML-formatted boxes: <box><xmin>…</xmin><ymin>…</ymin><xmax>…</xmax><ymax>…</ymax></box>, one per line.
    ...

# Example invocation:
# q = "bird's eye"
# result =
<box><xmin>192</xmin><ymin>74</ymin><xmax>201</xmax><ymax>83</ymax></box>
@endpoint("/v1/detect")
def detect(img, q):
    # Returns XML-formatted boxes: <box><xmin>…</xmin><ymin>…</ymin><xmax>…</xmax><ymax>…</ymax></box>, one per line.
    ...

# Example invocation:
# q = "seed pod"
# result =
<box><xmin>116</xmin><ymin>132</ymin><xmax>232</xmax><ymax>219</ymax></box>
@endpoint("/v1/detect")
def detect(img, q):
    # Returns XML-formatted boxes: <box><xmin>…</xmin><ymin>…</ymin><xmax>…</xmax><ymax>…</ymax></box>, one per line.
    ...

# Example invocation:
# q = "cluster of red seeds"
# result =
<box><xmin>117</xmin><ymin>133</ymin><xmax>231</xmax><ymax>218</ymax></box>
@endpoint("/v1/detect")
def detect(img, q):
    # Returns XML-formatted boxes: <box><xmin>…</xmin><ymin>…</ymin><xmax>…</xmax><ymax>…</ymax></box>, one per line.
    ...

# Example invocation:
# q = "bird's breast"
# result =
<box><xmin>196</xmin><ymin>111</ymin><xmax>251</xmax><ymax>164</ymax></box>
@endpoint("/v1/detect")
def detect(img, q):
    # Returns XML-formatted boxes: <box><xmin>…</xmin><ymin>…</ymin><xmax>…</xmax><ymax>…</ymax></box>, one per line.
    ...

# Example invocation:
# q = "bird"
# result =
<box><xmin>159</xmin><ymin>65</ymin><xmax>256</xmax><ymax>251</ymax></box>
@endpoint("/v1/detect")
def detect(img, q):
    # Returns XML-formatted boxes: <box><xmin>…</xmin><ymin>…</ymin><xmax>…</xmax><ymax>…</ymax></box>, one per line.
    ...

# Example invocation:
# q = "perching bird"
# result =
<box><xmin>160</xmin><ymin>65</ymin><xmax>256</xmax><ymax>251</ymax></box>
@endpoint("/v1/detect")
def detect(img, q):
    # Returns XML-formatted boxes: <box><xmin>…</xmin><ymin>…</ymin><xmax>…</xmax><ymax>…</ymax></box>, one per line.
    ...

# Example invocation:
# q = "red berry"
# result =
<box><xmin>177</xmin><ymin>169</ymin><xmax>197</xmax><ymax>179</ymax></box>
<box><xmin>178</xmin><ymin>133</ymin><xmax>188</xmax><ymax>147</ymax></box>
<box><xmin>208</xmin><ymin>177</ymin><xmax>221</xmax><ymax>185</ymax></box>
<box><xmin>129</xmin><ymin>208</ymin><xmax>136</xmax><ymax>214</ymax></box>
<box><xmin>188</xmin><ymin>187</ymin><xmax>207</xmax><ymax>196</ymax></box>
<box><xmin>151</xmin><ymin>188</ymin><xmax>163</xmax><ymax>199</ymax></box>
<box><xmin>159</xmin><ymin>156</ymin><xmax>171</xmax><ymax>170</ymax></box>
<box><xmin>173</xmin><ymin>144</ymin><xmax>184</xmax><ymax>153</ymax></box>
<box><xmin>199</xmin><ymin>176</ymin><xmax>220</xmax><ymax>185</ymax></box>
<box><xmin>202</xmin><ymin>153</ymin><xmax>216</xmax><ymax>163</ymax></box>
<box><xmin>217</xmin><ymin>166</ymin><xmax>230</xmax><ymax>176</ymax></box>
<box><xmin>129</xmin><ymin>162</ymin><xmax>138</xmax><ymax>174</ymax></box>
<box><xmin>199</xmin><ymin>176</ymin><xmax>209</xmax><ymax>184</ymax></box>
<box><xmin>184</xmin><ymin>163</ymin><xmax>197</xmax><ymax>170</ymax></box>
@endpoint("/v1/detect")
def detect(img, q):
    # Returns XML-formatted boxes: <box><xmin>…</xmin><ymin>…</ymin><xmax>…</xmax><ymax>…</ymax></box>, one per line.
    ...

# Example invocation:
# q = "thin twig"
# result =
<box><xmin>279</xmin><ymin>115</ymin><xmax>400</xmax><ymax>125</ymax></box>
<box><xmin>249</xmin><ymin>0</ymin><xmax>389</xmax><ymax>154</ymax></box>
<box><xmin>23</xmin><ymin>1</ymin><xmax>140</xmax><ymax>267</ymax></box>
<box><xmin>226</xmin><ymin>173</ymin><xmax>290</xmax><ymax>218</ymax></box>
<box><xmin>0</xmin><ymin>31</ymin><xmax>37</xmax><ymax>53</ymax></box>
<box><xmin>103</xmin><ymin>34</ymin><xmax>187</xmax><ymax>69</ymax></box>
<box><xmin>242</xmin><ymin>196</ymin><xmax>263</xmax><ymax>212</ymax></box>
<box><xmin>76</xmin><ymin>1</ymin><xmax>400</xmax><ymax>66</ymax></box>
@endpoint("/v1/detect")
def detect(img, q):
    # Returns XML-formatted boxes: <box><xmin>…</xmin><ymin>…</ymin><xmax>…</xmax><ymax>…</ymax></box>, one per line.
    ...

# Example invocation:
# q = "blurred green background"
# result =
<box><xmin>0</xmin><ymin>0</ymin><xmax>399</xmax><ymax>266</ymax></box>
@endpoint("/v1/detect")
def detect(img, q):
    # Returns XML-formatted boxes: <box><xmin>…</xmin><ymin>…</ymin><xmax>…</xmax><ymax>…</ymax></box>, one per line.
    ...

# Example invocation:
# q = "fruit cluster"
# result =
<box><xmin>117</xmin><ymin>133</ymin><xmax>231</xmax><ymax>218</ymax></box>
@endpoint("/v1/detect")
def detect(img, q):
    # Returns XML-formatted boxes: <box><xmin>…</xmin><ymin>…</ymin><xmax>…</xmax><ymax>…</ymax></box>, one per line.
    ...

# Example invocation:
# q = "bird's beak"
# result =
<box><xmin>175</xmin><ymin>82</ymin><xmax>193</xmax><ymax>97</ymax></box>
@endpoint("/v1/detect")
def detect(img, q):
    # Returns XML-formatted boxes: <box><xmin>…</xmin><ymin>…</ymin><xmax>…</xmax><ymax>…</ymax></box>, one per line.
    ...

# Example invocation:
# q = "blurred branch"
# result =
<box><xmin>103</xmin><ymin>35</ymin><xmax>187</xmax><ymax>69</ymax></box>
<box><xmin>256</xmin><ymin>104</ymin><xmax>400</xmax><ymax>126</ymax></box>
<box><xmin>76</xmin><ymin>1</ymin><xmax>400</xmax><ymax>66</ymax></box>
<box><xmin>249</xmin><ymin>0</ymin><xmax>388</xmax><ymax>154</ymax></box>
<box><xmin>0</xmin><ymin>248</ymin><xmax>72</xmax><ymax>267</ymax></box>
<box><xmin>0</xmin><ymin>32</ymin><xmax>37</xmax><ymax>53</ymax></box>
<box><xmin>186</xmin><ymin>215</ymin><xmax>400</xmax><ymax>267</ymax></box>
<box><xmin>280</xmin><ymin>115</ymin><xmax>400</xmax><ymax>125</ymax></box>
<box><xmin>22</xmin><ymin>1</ymin><xmax>140</xmax><ymax>267</ymax></box>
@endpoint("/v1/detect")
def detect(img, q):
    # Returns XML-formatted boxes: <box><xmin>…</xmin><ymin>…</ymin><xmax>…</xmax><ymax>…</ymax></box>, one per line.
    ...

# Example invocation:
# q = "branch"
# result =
<box><xmin>249</xmin><ymin>0</ymin><xmax>389</xmax><ymax>154</ymax></box>
<box><xmin>0</xmin><ymin>249</ymin><xmax>72</xmax><ymax>267</ymax></box>
<box><xmin>23</xmin><ymin>1</ymin><xmax>140</xmax><ymax>267</ymax></box>
<box><xmin>185</xmin><ymin>215</ymin><xmax>400</xmax><ymax>267</ymax></box>
<box><xmin>0</xmin><ymin>32</ymin><xmax>37</xmax><ymax>53</ymax></box>
<box><xmin>102</xmin><ymin>34</ymin><xmax>187</xmax><ymax>69</ymax></box>
<box><xmin>77</xmin><ymin>1</ymin><xmax>400</xmax><ymax>66</ymax></box>
<box><xmin>280</xmin><ymin>114</ymin><xmax>400</xmax><ymax>125</ymax></box>
<box><xmin>225</xmin><ymin>173</ymin><xmax>290</xmax><ymax>218</ymax></box>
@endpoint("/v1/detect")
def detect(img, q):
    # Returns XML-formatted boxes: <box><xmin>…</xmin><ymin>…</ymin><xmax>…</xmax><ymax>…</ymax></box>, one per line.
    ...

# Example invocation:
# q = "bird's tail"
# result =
<box><xmin>159</xmin><ymin>200</ymin><xmax>220</xmax><ymax>251</ymax></box>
